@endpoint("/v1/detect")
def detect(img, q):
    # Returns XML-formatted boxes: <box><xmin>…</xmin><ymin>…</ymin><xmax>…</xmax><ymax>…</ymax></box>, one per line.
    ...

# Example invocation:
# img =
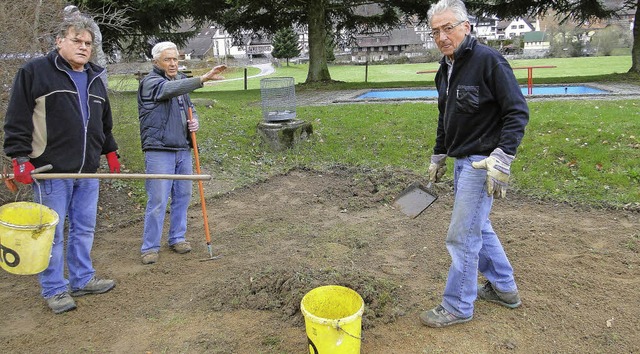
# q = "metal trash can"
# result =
<box><xmin>260</xmin><ymin>77</ymin><xmax>296</xmax><ymax>122</ymax></box>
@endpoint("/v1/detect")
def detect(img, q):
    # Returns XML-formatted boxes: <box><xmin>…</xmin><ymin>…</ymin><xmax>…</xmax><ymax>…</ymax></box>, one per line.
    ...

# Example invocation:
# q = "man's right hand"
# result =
<box><xmin>200</xmin><ymin>65</ymin><xmax>227</xmax><ymax>83</ymax></box>
<box><xmin>12</xmin><ymin>157</ymin><xmax>35</xmax><ymax>184</ymax></box>
<box><xmin>428</xmin><ymin>154</ymin><xmax>447</xmax><ymax>183</ymax></box>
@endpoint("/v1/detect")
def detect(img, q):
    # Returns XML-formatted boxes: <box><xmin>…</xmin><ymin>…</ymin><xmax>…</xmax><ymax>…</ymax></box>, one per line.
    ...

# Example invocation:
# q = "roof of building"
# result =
<box><xmin>523</xmin><ymin>31</ymin><xmax>549</xmax><ymax>42</ymax></box>
<box><xmin>355</xmin><ymin>27</ymin><xmax>423</xmax><ymax>47</ymax></box>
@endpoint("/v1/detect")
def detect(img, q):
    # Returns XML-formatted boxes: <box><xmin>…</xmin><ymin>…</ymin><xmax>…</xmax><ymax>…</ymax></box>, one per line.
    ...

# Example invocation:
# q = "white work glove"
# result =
<box><xmin>188</xmin><ymin>117</ymin><xmax>199</xmax><ymax>132</ymax></box>
<box><xmin>471</xmin><ymin>148</ymin><xmax>515</xmax><ymax>199</ymax></box>
<box><xmin>428</xmin><ymin>154</ymin><xmax>447</xmax><ymax>183</ymax></box>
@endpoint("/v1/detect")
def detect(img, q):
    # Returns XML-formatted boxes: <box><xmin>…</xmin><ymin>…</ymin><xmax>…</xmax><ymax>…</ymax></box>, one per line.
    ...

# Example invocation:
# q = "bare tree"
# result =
<box><xmin>0</xmin><ymin>0</ymin><xmax>66</xmax><ymax>203</ymax></box>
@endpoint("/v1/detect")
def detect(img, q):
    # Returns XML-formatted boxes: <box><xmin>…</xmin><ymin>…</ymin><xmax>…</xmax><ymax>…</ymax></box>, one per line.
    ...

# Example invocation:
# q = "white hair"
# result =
<box><xmin>151</xmin><ymin>41</ymin><xmax>178</xmax><ymax>60</ymax></box>
<box><xmin>427</xmin><ymin>0</ymin><xmax>469</xmax><ymax>25</ymax></box>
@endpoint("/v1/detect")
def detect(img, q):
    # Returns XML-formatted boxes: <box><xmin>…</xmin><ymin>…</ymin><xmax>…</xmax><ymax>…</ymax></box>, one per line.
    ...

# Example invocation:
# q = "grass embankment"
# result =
<box><xmin>109</xmin><ymin>56</ymin><xmax>640</xmax><ymax>209</ymax></box>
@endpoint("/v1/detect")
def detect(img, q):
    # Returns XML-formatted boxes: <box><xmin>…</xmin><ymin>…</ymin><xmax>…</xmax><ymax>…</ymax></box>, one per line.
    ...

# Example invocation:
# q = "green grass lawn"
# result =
<box><xmin>109</xmin><ymin>56</ymin><xmax>640</xmax><ymax>209</ymax></box>
<box><xmin>109</xmin><ymin>55</ymin><xmax>633</xmax><ymax>92</ymax></box>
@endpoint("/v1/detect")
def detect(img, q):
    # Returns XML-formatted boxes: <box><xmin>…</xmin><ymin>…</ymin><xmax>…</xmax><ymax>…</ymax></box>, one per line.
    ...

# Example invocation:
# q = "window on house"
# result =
<box><xmin>519</xmin><ymin>25</ymin><xmax>524</xmax><ymax>29</ymax></box>
<box><xmin>511</xmin><ymin>25</ymin><xmax>517</xmax><ymax>29</ymax></box>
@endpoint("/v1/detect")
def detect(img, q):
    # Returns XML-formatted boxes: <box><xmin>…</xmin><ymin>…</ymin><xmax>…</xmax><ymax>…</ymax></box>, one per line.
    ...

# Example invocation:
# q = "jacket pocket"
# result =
<box><xmin>455</xmin><ymin>85</ymin><xmax>479</xmax><ymax>114</ymax></box>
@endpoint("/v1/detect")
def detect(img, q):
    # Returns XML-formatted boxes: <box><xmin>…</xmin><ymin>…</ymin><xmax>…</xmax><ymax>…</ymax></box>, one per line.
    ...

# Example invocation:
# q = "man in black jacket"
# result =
<box><xmin>419</xmin><ymin>0</ymin><xmax>529</xmax><ymax>327</ymax></box>
<box><xmin>4</xmin><ymin>17</ymin><xmax>121</xmax><ymax>314</ymax></box>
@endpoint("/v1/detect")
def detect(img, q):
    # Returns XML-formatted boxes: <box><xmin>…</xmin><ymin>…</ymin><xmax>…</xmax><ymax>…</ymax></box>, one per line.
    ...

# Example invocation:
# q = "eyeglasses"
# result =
<box><xmin>66</xmin><ymin>37</ymin><xmax>93</xmax><ymax>48</ymax></box>
<box><xmin>429</xmin><ymin>20</ymin><xmax>466</xmax><ymax>38</ymax></box>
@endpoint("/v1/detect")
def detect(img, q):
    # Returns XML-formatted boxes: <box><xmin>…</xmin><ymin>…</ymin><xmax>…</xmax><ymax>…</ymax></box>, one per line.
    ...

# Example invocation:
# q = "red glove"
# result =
<box><xmin>106</xmin><ymin>151</ymin><xmax>121</xmax><ymax>173</ymax></box>
<box><xmin>12</xmin><ymin>158</ymin><xmax>35</xmax><ymax>184</ymax></box>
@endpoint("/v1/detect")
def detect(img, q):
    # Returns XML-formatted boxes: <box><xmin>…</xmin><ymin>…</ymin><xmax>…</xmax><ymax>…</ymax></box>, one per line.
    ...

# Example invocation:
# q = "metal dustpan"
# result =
<box><xmin>392</xmin><ymin>181</ymin><xmax>437</xmax><ymax>218</ymax></box>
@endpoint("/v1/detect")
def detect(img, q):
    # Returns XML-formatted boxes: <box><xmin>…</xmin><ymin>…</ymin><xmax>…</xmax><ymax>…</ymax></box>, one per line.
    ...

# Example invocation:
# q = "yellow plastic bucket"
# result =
<box><xmin>0</xmin><ymin>202</ymin><xmax>59</xmax><ymax>275</ymax></box>
<box><xmin>300</xmin><ymin>285</ymin><xmax>365</xmax><ymax>354</ymax></box>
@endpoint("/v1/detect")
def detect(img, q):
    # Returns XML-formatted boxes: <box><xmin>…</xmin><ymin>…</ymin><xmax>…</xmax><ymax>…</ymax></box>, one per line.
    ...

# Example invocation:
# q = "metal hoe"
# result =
<box><xmin>188</xmin><ymin>107</ymin><xmax>221</xmax><ymax>261</ymax></box>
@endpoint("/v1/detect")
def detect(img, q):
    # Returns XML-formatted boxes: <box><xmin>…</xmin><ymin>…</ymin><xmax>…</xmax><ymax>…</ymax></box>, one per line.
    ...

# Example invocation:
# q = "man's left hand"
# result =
<box><xmin>188</xmin><ymin>118</ymin><xmax>199</xmax><ymax>132</ymax></box>
<box><xmin>471</xmin><ymin>148</ymin><xmax>514</xmax><ymax>199</ymax></box>
<box><xmin>200</xmin><ymin>65</ymin><xmax>227</xmax><ymax>83</ymax></box>
<box><xmin>106</xmin><ymin>151</ymin><xmax>121</xmax><ymax>173</ymax></box>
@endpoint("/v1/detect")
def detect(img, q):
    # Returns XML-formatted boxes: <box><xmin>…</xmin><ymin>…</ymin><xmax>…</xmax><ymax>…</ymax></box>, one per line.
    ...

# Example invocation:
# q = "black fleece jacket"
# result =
<box><xmin>4</xmin><ymin>50</ymin><xmax>117</xmax><ymax>173</ymax></box>
<box><xmin>433</xmin><ymin>35</ymin><xmax>529</xmax><ymax>157</ymax></box>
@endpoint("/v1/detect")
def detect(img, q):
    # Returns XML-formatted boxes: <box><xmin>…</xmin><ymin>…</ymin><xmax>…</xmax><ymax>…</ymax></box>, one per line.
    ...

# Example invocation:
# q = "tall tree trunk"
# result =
<box><xmin>630</xmin><ymin>1</ymin><xmax>640</xmax><ymax>73</ymax></box>
<box><xmin>305</xmin><ymin>0</ymin><xmax>331</xmax><ymax>83</ymax></box>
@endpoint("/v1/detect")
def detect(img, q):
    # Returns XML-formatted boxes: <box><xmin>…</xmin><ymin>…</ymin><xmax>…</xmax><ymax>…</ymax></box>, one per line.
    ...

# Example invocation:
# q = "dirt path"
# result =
<box><xmin>1</xmin><ymin>167</ymin><xmax>638</xmax><ymax>353</ymax></box>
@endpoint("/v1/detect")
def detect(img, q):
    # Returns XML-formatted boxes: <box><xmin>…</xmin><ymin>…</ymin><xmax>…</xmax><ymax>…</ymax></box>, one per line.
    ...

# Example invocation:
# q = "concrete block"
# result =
<box><xmin>257</xmin><ymin>119</ymin><xmax>313</xmax><ymax>151</ymax></box>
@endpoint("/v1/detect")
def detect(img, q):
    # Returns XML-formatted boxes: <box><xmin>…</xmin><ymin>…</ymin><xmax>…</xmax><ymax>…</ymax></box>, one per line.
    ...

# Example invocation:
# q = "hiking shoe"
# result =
<box><xmin>170</xmin><ymin>241</ymin><xmax>192</xmax><ymax>254</ymax></box>
<box><xmin>477</xmin><ymin>281</ymin><xmax>522</xmax><ymax>309</ymax></box>
<box><xmin>46</xmin><ymin>292</ymin><xmax>77</xmax><ymax>314</ymax></box>
<box><xmin>419</xmin><ymin>305</ymin><xmax>473</xmax><ymax>328</ymax></box>
<box><xmin>70</xmin><ymin>277</ymin><xmax>115</xmax><ymax>297</ymax></box>
<box><xmin>141</xmin><ymin>251</ymin><xmax>159</xmax><ymax>264</ymax></box>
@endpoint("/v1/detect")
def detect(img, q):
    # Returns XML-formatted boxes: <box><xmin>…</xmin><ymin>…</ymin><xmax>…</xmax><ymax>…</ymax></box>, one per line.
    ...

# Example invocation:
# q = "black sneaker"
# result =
<box><xmin>419</xmin><ymin>305</ymin><xmax>473</xmax><ymax>328</ymax></box>
<box><xmin>70</xmin><ymin>277</ymin><xmax>115</xmax><ymax>297</ymax></box>
<box><xmin>46</xmin><ymin>292</ymin><xmax>77</xmax><ymax>314</ymax></box>
<box><xmin>477</xmin><ymin>281</ymin><xmax>521</xmax><ymax>309</ymax></box>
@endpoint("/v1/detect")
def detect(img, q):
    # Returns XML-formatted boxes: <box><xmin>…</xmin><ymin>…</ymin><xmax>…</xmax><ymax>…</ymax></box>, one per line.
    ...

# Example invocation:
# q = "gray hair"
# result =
<box><xmin>151</xmin><ymin>42</ymin><xmax>178</xmax><ymax>60</ymax></box>
<box><xmin>427</xmin><ymin>0</ymin><xmax>469</xmax><ymax>25</ymax></box>
<box><xmin>56</xmin><ymin>17</ymin><xmax>95</xmax><ymax>42</ymax></box>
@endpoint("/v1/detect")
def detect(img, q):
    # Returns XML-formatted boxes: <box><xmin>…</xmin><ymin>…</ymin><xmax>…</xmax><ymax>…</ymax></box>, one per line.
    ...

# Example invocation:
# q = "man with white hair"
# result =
<box><xmin>137</xmin><ymin>41</ymin><xmax>226</xmax><ymax>265</ymax></box>
<box><xmin>419</xmin><ymin>0</ymin><xmax>528</xmax><ymax>327</ymax></box>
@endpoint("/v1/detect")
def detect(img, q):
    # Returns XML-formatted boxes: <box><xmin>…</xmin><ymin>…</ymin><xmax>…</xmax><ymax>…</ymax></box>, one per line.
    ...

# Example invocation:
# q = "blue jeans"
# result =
<box><xmin>441</xmin><ymin>156</ymin><xmax>518</xmax><ymax>318</ymax></box>
<box><xmin>141</xmin><ymin>150</ymin><xmax>193</xmax><ymax>254</ymax></box>
<box><xmin>33</xmin><ymin>179</ymin><xmax>99</xmax><ymax>299</ymax></box>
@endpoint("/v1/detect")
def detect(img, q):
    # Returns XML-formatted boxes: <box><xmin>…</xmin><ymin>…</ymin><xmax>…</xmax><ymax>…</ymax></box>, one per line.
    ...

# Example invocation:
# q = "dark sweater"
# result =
<box><xmin>433</xmin><ymin>35</ymin><xmax>529</xmax><ymax>157</ymax></box>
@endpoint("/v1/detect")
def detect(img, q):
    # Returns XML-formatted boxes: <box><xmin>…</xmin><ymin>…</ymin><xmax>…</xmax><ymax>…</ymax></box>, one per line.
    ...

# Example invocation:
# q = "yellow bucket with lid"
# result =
<box><xmin>0</xmin><ymin>202</ymin><xmax>59</xmax><ymax>275</ymax></box>
<box><xmin>300</xmin><ymin>285</ymin><xmax>365</xmax><ymax>354</ymax></box>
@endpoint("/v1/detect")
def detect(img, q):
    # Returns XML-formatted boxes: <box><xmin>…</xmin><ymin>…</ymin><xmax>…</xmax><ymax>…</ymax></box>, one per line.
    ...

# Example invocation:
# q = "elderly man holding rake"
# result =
<box><xmin>137</xmin><ymin>41</ymin><xmax>226</xmax><ymax>265</ymax></box>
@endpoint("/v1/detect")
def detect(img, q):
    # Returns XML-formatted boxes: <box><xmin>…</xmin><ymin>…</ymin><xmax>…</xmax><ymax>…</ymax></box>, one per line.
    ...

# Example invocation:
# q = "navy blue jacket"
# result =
<box><xmin>3</xmin><ymin>50</ymin><xmax>117</xmax><ymax>173</ymax></box>
<box><xmin>433</xmin><ymin>35</ymin><xmax>529</xmax><ymax>157</ymax></box>
<box><xmin>137</xmin><ymin>67</ymin><xmax>202</xmax><ymax>152</ymax></box>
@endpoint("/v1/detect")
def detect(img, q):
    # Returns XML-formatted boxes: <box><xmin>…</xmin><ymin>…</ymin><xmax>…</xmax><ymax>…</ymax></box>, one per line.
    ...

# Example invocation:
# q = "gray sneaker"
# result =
<box><xmin>46</xmin><ymin>292</ymin><xmax>77</xmax><ymax>314</ymax></box>
<box><xmin>141</xmin><ymin>251</ymin><xmax>159</xmax><ymax>264</ymax></box>
<box><xmin>170</xmin><ymin>241</ymin><xmax>192</xmax><ymax>254</ymax></box>
<box><xmin>477</xmin><ymin>281</ymin><xmax>522</xmax><ymax>309</ymax></box>
<box><xmin>70</xmin><ymin>277</ymin><xmax>115</xmax><ymax>297</ymax></box>
<box><xmin>419</xmin><ymin>305</ymin><xmax>473</xmax><ymax>328</ymax></box>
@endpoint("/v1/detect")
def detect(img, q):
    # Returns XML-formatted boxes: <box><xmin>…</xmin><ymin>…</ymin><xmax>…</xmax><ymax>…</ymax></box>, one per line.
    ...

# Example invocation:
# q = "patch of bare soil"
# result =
<box><xmin>1</xmin><ymin>167</ymin><xmax>639</xmax><ymax>353</ymax></box>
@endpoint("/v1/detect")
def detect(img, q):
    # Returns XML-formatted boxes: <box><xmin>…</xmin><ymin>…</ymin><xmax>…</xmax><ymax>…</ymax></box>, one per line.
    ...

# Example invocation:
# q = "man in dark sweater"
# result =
<box><xmin>419</xmin><ymin>0</ymin><xmax>529</xmax><ymax>327</ymax></box>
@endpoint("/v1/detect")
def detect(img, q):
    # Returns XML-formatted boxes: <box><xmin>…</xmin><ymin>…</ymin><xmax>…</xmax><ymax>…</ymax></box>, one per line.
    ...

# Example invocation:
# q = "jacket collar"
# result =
<box><xmin>439</xmin><ymin>35</ymin><xmax>477</xmax><ymax>65</ymax></box>
<box><xmin>49</xmin><ymin>49</ymin><xmax>100</xmax><ymax>78</ymax></box>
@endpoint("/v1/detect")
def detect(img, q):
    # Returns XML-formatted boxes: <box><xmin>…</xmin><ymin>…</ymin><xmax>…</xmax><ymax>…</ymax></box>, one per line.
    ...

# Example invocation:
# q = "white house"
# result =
<box><xmin>504</xmin><ymin>18</ymin><xmax>537</xmax><ymax>38</ymax></box>
<box><xmin>523</xmin><ymin>31</ymin><xmax>550</xmax><ymax>58</ymax></box>
<box><xmin>473</xmin><ymin>16</ymin><xmax>501</xmax><ymax>41</ymax></box>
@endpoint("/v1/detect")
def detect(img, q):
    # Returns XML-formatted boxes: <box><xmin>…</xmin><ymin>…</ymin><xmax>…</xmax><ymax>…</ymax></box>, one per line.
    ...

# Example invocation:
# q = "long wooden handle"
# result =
<box><xmin>7</xmin><ymin>172</ymin><xmax>211</xmax><ymax>181</ymax></box>
<box><xmin>188</xmin><ymin>107</ymin><xmax>213</xmax><ymax>246</ymax></box>
<box><xmin>4</xmin><ymin>163</ymin><xmax>211</xmax><ymax>180</ymax></box>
